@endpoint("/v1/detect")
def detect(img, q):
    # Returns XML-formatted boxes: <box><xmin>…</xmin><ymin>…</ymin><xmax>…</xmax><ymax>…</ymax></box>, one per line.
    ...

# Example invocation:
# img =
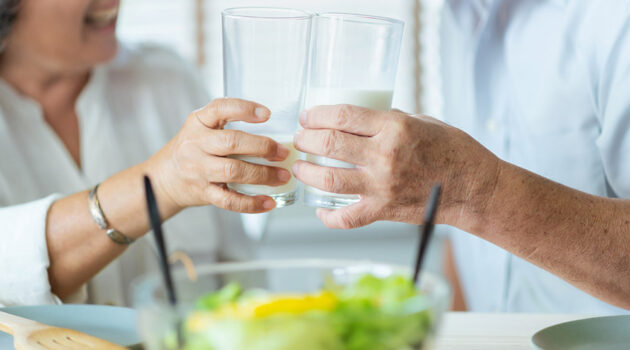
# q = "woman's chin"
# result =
<box><xmin>74</xmin><ymin>40</ymin><xmax>119</xmax><ymax>70</ymax></box>
<box><xmin>95</xmin><ymin>37</ymin><xmax>119</xmax><ymax>60</ymax></box>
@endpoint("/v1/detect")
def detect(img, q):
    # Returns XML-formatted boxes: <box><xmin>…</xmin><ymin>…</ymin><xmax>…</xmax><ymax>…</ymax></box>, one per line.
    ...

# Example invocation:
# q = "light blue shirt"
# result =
<box><xmin>441</xmin><ymin>0</ymin><xmax>630</xmax><ymax>313</ymax></box>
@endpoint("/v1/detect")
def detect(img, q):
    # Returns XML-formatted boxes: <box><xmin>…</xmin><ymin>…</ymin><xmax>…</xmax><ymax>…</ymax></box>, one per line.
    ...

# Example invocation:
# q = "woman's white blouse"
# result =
<box><xmin>441</xmin><ymin>0</ymin><xmax>630</xmax><ymax>313</ymax></box>
<box><xmin>0</xmin><ymin>44</ymin><xmax>252</xmax><ymax>306</ymax></box>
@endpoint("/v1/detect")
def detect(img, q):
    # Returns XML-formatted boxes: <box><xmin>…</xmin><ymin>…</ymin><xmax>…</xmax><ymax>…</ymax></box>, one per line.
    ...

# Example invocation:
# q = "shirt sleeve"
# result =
<box><xmin>594</xmin><ymin>5</ymin><xmax>630</xmax><ymax>198</ymax></box>
<box><xmin>0</xmin><ymin>195</ymin><xmax>62</xmax><ymax>306</ymax></box>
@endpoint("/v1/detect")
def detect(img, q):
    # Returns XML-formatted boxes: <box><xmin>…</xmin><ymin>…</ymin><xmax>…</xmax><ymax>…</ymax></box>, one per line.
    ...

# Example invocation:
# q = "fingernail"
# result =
<box><xmin>263</xmin><ymin>199</ymin><xmax>276</xmax><ymax>209</ymax></box>
<box><xmin>278</xmin><ymin>169</ymin><xmax>291</xmax><ymax>182</ymax></box>
<box><xmin>299</xmin><ymin>110</ymin><xmax>308</xmax><ymax>126</ymax></box>
<box><xmin>255</xmin><ymin>107</ymin><xmax>270</xmax><ymax>120</ymax></box>
<box><xmin>276</xmin><ymin>145</ymin><xmax>289</xmax><ymax>159</ymax></box>
<box><xmin>292</xmin><ymin>163</ymin><xmax>299</xmax><ymax>175</ymax></box>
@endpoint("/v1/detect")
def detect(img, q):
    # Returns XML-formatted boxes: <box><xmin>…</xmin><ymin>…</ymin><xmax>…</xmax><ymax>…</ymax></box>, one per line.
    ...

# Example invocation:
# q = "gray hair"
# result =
<box><xmin>0</xmin><ymin>0</ymin><xmax>19</xmax><ymax>42</ymax></box>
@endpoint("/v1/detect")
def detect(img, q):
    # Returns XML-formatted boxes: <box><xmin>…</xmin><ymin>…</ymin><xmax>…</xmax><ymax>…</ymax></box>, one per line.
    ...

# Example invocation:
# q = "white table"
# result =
<box><xmin>434</xmin><ymin>312</ymin><xmax>591</xmax><ymax>350</ymax></box>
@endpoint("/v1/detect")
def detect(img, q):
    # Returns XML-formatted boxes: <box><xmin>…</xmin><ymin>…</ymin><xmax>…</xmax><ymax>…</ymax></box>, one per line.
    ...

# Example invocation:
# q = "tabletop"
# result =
<box><xmin>434</xmin><ymin>312</ymin><xmax>592</xmax><ymax>350</ymax></box>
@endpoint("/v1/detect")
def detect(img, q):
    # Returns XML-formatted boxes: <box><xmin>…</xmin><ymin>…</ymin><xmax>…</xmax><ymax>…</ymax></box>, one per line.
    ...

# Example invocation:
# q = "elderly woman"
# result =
<box><xmin>0</xmin><ymin>0</ymin><xmax>291</xmax><ymax>306</ymax></box>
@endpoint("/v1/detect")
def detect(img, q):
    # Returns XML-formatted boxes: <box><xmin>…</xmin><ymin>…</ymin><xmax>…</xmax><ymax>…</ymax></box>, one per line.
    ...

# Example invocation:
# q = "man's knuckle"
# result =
<box><xmin>243</xmin><ymin>197</ymin><xmax>258</xmax><ymax>213</ymax></box>
<box><xmin>322</xmin><ymin>168</ymin><xmax>338</xmax><ymax>192</ymax></box>
<box><xmin>336</xmin><ymin>104</ymin><xmax>354</xmax><ymax>129</ymax></box>
<box><xmin>338</xmin><ymin>211</ymin><xmax>358</xmax><ymax>229</ymax></box>
<box><xmin>226</xmin><ymin>197</ymin><xmax>241</xmax><ymax>211</ymax></box>
<box><xmin>322</xmin><ymin>130</ymin><xmax>339</xmax><ymax>156</ymax></box>
<box><xmin>253</xmin><ymin>165</ymin><xmax>272</xmax><ymax>184</ymax></box>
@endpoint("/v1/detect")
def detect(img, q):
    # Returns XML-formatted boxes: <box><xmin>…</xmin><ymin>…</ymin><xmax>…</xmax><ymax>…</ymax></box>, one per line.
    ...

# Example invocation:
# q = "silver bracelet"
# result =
<box><xmin>88</xmin><ymin>184</ymin><xmax>135</xmax><ymax>245</ymax></box>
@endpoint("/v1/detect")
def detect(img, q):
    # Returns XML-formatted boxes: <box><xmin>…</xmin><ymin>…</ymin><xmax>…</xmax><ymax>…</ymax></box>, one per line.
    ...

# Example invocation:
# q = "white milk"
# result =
<box><xmin>228</xmin><ymin>134</ymin><xmax>299</xmax><ymax>200</ymax></box>
<box><xmin>304</xmin><ymin>88</ymin><xmax>394</xmax><ymax>205</ymax></box>
<box><xmin>305</xmin><ymin>87</ymin><xmax>394</xmax><ymax>110</ymax></box>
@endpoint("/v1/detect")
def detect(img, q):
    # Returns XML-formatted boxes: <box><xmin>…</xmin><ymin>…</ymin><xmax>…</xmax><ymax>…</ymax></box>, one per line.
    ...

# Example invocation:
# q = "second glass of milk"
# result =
<box><xmin>304</xmin><ymin>13</ymin><xmax>404</xmax><ymax>209</ymax></box>
<box><xmin>222</xmin><ymin>7</ymin><xmax>313</xmax><ymax>208</ymax></box>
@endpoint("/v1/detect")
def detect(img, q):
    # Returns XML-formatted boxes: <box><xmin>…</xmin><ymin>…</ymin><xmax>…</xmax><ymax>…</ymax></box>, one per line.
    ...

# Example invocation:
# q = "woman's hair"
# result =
<box><xmin>0</xmin><ymin>0</ymin><xmax>19</xmax><ymax>42</ymax></box>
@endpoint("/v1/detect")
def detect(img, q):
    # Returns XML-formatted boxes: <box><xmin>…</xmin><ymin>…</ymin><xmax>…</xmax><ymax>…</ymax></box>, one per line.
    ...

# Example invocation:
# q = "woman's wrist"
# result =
<box><xmin>139</xmin><ymin>155</ymin><xmax>186</xmax><ymax>219</ymax></box>
<box><xmin>92</xmin><ymin>160</ymin><xmax>180</xmax><ymax>240</ymax></box>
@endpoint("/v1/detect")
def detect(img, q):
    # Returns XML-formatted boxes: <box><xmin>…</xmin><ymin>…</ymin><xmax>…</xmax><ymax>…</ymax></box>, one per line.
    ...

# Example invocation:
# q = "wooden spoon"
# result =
<box><xmin>0</xmin><ymin>310</ymin><xmax>126</xmax><ymax>350</ymax></box>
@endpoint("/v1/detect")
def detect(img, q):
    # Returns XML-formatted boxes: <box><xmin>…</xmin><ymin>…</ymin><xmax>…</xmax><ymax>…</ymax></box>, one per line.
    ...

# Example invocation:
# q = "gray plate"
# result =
<box><xmin>531</xmin><ymin>315</ymin><xmax>630</xmax><ymax>350</ymax></box>
<box><xmin>0</xmin><ymin>305</ymin><xmax>140</xmax><ymax>349</ymax></box>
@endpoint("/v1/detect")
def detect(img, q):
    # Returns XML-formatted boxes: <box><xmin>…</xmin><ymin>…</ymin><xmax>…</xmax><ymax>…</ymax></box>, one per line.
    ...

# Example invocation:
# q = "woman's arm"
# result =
<box><xmin>46</xmin><ymin>163</ymin><xmax>155</xmax><ymax>299</ymax></box>
<box><xmin>45</xmin><ymin>98</ymin><xmax>290</xmax><ymax>299</ymax></box>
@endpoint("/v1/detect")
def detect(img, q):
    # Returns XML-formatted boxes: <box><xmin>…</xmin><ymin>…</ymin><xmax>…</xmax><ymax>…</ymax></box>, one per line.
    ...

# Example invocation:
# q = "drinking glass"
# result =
<box><xmin>304</xmin><ymin>13</ymin><xmax>404</xmax><ymax>209</ymax></box>
<box><xmin>222</xmin><ymin>7</ymin><xmax>313</xmax><ymax>207</ymax></box>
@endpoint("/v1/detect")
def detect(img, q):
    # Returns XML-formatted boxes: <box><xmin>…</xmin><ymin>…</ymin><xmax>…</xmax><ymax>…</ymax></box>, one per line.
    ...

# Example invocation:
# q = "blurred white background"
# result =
<box><xmin>117</xmin><ymin>0</ymin><xmax>445</xmax><ymax>273</ymax></box>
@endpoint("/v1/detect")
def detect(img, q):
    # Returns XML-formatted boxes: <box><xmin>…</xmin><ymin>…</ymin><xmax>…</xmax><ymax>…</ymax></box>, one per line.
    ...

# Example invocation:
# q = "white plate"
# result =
<box><xmin>531</xmin><ymin>315</ymin><xmax>630</xmax><ymax>350</ymax></box>
<box><xmin>0</xmin><ymin>304</ymin><xmax>140</xmax><ymax>349</ymax></box>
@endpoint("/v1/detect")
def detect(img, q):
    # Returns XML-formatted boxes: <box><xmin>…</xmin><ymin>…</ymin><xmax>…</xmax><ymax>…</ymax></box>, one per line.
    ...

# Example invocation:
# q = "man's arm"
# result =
<box><xmin>470</xmin><ymin>157</ymin><xmax>630</xmax><ymax>310</ymax></box>
<box><xmin>292</xmin><ymin>105</ymin><xmax>630</xmax><ymax>310</ymax></box>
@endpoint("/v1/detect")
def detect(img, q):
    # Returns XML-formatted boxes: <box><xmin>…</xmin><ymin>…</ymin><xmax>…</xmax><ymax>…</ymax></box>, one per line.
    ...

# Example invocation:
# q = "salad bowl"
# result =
<box><xmin>133</xmin><ymin>259</ymin><xmax>450</xmax><ymax>350</ymax></box>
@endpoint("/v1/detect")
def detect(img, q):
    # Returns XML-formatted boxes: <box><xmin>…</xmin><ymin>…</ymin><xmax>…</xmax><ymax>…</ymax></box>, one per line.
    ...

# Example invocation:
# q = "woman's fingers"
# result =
<box><xmin>292</xmin><ymin>160</ymin><xmax>368</xmax><ymax>194</ymax></box>
<box><xmin>202</xmin><ymin>130</ymin><xmax>289</xmax><ymax>161</ymax></box>
<box><xmin>204</xmin><ymin>184</ymin><xmax>276</xmax><ymax>213</ymax></box>
<box><xmin>204</xmin><ymin>156</ymin><xmax>291</xmax><ymax>186</ymax></box>
<box><xmin>193</xmin><ymin>98</ymin><xmax>271</xmax><ymax>129</ymax></box>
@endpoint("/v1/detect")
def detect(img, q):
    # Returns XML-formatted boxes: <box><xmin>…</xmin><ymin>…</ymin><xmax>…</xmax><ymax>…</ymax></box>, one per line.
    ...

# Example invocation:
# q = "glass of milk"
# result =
<box><xmin>222</xmin><ymin>7</ymin><xmax>313</xmax><ymax>208</ymax></box>
<box><xmin>304</xmin><ymin>13</ymin><xmax>404</xmax><ymax>209</ymax></box>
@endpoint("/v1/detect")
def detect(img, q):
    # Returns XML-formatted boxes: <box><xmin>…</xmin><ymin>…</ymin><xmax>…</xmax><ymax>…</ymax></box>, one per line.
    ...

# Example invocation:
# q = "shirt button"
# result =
<box><xmin>486</xmin><ymin>119</ymin><xmax>499</xmax><ymax>133</ymax></box>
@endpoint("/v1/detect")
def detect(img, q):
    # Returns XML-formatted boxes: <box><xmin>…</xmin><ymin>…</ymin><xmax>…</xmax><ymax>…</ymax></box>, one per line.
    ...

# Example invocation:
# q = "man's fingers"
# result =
<box><xmin>203</xmin><ymin>130</ymin><xmax>289</xmax><ymax>161</ymax></box>
<box><xmin>193</xmin><ymin>98</ymin><xmax>271</xmax><ymax>129</ymax></box>
<box><xmin>294</xmin><ymin>129</ymin><xmax>372</xmax><ymax>166</ymax></box>
<box><xmin>300</xmin><ymin>104</ymin><xmax>390</xmax><ymax>137</ymax></box>
<box><xmin>204</xmin><ymin>184</ymin><xmax>276</xmax><ymax>213</ymax></box>
<box><xmin>292</xmin><ymin>160</ymin><xmax>368</xmax><ymax>194</ymax></box>
<box><xmin>316</xmin><ymin>200</ymin><xmax>378</xmax><ymax>229</ymax></box>
<box><xmin>205</xmin><ymin>156</ymin><xmax>291</xmax><ymax>186</ymax></box>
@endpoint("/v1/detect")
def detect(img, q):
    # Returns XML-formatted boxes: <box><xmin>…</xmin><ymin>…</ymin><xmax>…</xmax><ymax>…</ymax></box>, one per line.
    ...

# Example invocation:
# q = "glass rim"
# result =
<box><xmin>317</xmin><ymin>12</ymin><xmax>405</xmax><ymax>27</ymax></box>
<box><xmin>222</xmin><ymin>7</ymin><xmax>314</xmax><ymax>20</ymax></box>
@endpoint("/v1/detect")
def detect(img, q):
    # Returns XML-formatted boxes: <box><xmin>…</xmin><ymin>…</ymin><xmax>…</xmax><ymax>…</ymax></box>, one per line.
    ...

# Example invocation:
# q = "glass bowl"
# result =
<box><xmin>133</xmin><ymin>259</ymin><xmax>450</xmax><ymax>350</ymax></box>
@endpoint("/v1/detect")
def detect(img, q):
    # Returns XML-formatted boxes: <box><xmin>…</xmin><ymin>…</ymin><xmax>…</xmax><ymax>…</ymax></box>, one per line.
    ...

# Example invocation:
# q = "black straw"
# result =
<box><xmin>412</xmin><ymin>184</ymin><xmax>442</xmax><ymax>285</ymax></box>
<box><xmin>144</xmin><ymin>175</ymin><xmax>178</xmax><ymax>305</ymax></box>
<box><xmin>144</xmin><ymin>175</ymin><xmax>182</xmax><ymax>347</ymax></box>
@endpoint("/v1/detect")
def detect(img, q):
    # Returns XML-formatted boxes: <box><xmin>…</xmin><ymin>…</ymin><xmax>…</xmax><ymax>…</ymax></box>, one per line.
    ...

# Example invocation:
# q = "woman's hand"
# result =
<box><xmin>146</xmin><ymin>98</ymin><xmax>291</xmax><ymax>214</ymax></box>
<box><xmin>292</xmin><ymin>104</ymin><xmax>501</xmax><ymax>229</ymax></box>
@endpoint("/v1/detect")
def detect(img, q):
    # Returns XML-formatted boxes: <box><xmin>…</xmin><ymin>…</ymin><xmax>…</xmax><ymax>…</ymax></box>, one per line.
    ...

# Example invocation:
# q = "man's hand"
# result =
<box><xmin>293</xmin><ymin>104</ymin><xmax>501</xmax><ymax>229</ymax></box>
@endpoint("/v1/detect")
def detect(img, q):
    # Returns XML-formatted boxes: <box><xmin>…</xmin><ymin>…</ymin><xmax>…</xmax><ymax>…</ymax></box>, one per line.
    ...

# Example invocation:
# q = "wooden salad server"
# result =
<box><xmin>0</xmin><ymin>310</ymin><xmax>126</xmax><ymax>350</ymax></box>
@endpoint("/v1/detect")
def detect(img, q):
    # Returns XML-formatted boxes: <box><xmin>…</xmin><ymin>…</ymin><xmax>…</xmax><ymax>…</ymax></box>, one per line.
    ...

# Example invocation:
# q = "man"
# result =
<box><xmin>292</xmin><ymin>0</ymin><xmax>630</xmax><ymax>313</ymax></box>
